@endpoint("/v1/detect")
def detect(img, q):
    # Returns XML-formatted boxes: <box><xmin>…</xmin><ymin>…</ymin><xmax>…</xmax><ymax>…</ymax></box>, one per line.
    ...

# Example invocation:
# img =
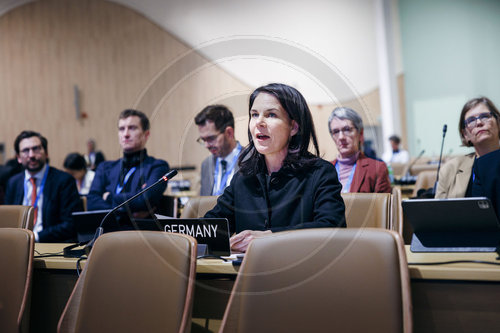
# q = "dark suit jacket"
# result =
<box><xmin>205</xmin><ymin>159</ymin><xmax>346</xmax><ymax>234</ymax></box>
<box><xmin>87</xmin><ymin>155</ymin><xmax>169</xmax><ymax>212</ymax></box>
<box><xmin>332</xmin><ymin>153</ymin><xmax>391</xmax><ymax>193</ymax></box>
<box><xmin>200</xmin><ymin>155</ymin><xmax>240</xmax><ymax>196</ymax></box>
<box><xmin>472</xmin><ymin>149</ymin><xmax>500</xmax><ymax>218</ymax></box>
<box><xmin>5</xmin><ymin>167</ymin><xmax>83</xmax><ymax>242</ymax></box>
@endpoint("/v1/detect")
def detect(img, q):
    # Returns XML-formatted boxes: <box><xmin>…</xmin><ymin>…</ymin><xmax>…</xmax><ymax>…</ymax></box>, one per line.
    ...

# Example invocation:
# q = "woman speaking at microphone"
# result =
<box><xmin>204</xmin><ymin>83</ymin><xmax>346</xmax><ymax>252</ymax></box>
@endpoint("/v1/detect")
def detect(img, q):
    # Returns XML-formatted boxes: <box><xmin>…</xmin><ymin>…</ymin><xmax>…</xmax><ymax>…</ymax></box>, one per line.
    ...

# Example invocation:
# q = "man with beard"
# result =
<box><xmin>195</xmin><ymin>105</ymin><xmax>241</xmax><ymax>195</ymax></box>
<box><xmin>4</xmin><ymin>131</ymin><xmax>82</xmax><ymax>242</ymax></box>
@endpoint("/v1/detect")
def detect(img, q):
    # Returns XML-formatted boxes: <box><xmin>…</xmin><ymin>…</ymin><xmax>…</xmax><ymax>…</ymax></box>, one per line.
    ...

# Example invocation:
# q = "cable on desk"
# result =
<box><xmin>34</xmin><ymin>249</ymin><xmax>65</xmax><ymax>257</ymax></box>
<box><xmin>197</xmin><ymin>255</ymin><xmax>229</xmax><ymax>261</ymax></box>
<box><xmin>76</xmin><ymin>256</ymin><xmax>87</xmax><ymax>277</ymax></box>
<box><xmin>408</xmin><ymin>260</ymin><xmax>500</xmax><ymax>266</ymax></box>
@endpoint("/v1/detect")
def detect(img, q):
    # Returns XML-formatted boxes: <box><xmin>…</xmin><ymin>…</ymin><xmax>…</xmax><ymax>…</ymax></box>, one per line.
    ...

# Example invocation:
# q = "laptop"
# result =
<box><xmin>73</xmin><ymin>210</ymin><xmax>118</xmax><ymax>242</ymax></box>
<box><xmin>402</xmin><ymin>197</ymin><xmax>500</xmax><ymax>252</ymax></box>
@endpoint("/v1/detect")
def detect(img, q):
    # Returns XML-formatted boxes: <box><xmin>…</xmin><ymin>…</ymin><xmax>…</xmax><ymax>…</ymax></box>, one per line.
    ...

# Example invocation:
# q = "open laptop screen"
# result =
<box><xmin>402</xmin><ymin>197</ymin><xmax>500</xmax><ymax>252</ymax></box>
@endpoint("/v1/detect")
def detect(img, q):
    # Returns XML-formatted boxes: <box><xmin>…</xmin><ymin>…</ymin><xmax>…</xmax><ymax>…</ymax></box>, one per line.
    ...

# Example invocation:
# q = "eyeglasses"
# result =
<box><xmin>331</xmin><ymin>126</ymin><xmax>356</xmax><ymax>137</ymax></box>
<box><xmin>196</xmin><ymin>132</ymin><xmax>223</xmax><ymax>145</ymax></box>
<box><xmin>20</xmin><ymin>145</ymin><xmax>43</xmax><ymax>156</ymax></box>
<box><xmin>464</xmin><ymin>112</ymin><xmax>495</xmax><ymax>129</ymax></box>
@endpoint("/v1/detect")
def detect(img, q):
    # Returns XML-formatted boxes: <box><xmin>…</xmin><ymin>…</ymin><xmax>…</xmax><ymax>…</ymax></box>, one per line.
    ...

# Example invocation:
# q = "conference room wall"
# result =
<box><xmin>0</xmin><ymin>0</ymin><xmax>404</xmax><ymax>172</ymax></box>
<box><xmin>400</xmin><ymin>0</ymin><xmax>500</xmax><ymax>158</ymax></box>
<box><xmin>0</xmin><ymin>0</ymin><xmax>250</xmax><ymax>169</ymax></box>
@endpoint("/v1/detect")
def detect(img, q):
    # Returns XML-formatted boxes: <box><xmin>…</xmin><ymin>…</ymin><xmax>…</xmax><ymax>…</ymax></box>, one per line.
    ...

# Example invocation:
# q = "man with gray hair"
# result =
<box><xmin>328</xmin><ymin>106</ymin><xmax>391</xmax><ymax>193</ymax></box>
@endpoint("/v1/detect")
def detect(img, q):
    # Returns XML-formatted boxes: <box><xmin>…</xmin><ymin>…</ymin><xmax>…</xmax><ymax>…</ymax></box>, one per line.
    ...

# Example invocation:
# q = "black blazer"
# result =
<box><xmin>5</xmin><ymin>166</ymin><xmax>83</xmax><ymax>242</ymax></box>
<box><xmin>205</xmin><ymin>158</ymin><xmax>346</xmax><ymax>234</ymax></box>
<box><xmin>472</xmin><ymin>149</ymin><xmax>500</xmax><ymax>218</ymax></box>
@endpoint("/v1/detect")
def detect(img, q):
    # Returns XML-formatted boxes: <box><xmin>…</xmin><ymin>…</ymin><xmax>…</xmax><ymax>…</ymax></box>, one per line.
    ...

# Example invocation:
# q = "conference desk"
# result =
<box><xmin>406</xmin><ymin>248</ymin><xmax>500</xmax><ymax>333</ymax></box>
<box><xmin>31</xmin><ymin>244</ymin><xmax>500</xmax><ymax>333</ymax></box>
<box><xmin>31</xmin><ymin>243</ymin><xmax>237</xmax><ymax>333</ymax></box>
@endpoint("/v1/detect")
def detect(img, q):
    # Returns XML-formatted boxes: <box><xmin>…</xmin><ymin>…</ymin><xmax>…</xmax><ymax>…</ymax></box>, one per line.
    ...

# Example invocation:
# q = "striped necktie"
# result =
<box><xmin>30</xmin><ymin>177</ymin><xmax>38</xmax><ymax>222</ymax></box>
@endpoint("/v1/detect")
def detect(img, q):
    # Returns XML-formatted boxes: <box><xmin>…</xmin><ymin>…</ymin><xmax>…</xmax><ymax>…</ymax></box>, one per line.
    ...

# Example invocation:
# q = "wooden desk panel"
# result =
<box><xmin>32</xmin><ymin>244</ymin><xmax>500</xmax><ymax>333</ymax></box>
<box><xmin>31</xmin><ymin>243</ymin><xmax>237</xmax><ymax>333</ymax></box>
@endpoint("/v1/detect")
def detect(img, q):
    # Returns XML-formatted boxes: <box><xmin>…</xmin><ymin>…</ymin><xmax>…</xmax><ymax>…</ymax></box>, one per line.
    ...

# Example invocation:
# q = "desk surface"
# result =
<box><xmin>405</xmin><ymin>246</ymin><xmax>500</xmax><ymax>281</ymax></box>
<box><xmin>34</xmin><ymin>243</ymin><xmax>238</xmax><ymax>275</ymax></box>
<box><xmin>35</xmin><ymin>243</ymin><xmax>500</xmax><ymax>281</ymax></box>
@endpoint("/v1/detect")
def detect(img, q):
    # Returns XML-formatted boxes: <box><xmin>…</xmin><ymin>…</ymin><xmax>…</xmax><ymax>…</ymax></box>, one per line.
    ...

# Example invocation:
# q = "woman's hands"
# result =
<box><xmin>230</xmin><ymin>230</ymin><xmax>272</xmax><ymax>253</ymax></box>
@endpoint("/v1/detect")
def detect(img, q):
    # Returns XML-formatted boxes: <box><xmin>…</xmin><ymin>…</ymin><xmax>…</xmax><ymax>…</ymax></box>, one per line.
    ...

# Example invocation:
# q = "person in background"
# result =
<box><xmin>329</xmin><ymin>107</ymin><xmax>391</xmax><ymax>193</ymax></box>
<box><xmin>382</xmin><ymin>135</ymin><xmax>410</xmax><ymax>164</ymax></box>
<box><xmin>0</xmin><ymin>158</ymin><xmax>22</xmax><ymax>204</ymax></box>
<box><xmin>4</xmin><ymin>131</ymin><xmax>82</xmax><ymax>242</ymax></box>
<box><xmin>436</xmin><ymin>97</ymin><xmax>500</xmax><ymax>199</ymax></box>
<box><xmin>85</xmin><ymin>138</ymin><xmax>105</xmax><ymax>171</ymax></box>
<box><xmin>194</xmin><ymin>105</ymin><xmax>242</xmax><ymax>196</ymax></box>
<box><xmin>205</xmin><ymin>83</ymin><xmax>346</xmax><ymax>252</ymax></box>
<box><xmin>63</xmin><ymin>152</ymin><xmax>95</xmax><ymax>195</ymax></box>
<box><xmin>363</xmin><ymin>140</ymin><xmax>377</xmax><ymax>159</ymax></box>
<box><xmin>87</xmin><ymin>109</ymin><xmax>169</xmax><ymax>216</ymax></box>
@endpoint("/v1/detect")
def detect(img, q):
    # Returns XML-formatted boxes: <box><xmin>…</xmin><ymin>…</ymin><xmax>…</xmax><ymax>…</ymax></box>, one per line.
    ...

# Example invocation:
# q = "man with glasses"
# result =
<box><xmin>4</xmin><ymin>130</ymin><xmax>83</xmax><ymax>242</ymax></box>
<box><xmin>87</xmin><ymin>109</ymin><xmax>169</xmax><ymax>216</ymax></box>
<box><xmin>328</xmin><ymin>107</ymin><xmax>391</xmax><ymax>193</ymax></box>
<box><xmin>195</xmin><ymin>105</ymin><xmax>241</xmax><ymax>196</ymax></box>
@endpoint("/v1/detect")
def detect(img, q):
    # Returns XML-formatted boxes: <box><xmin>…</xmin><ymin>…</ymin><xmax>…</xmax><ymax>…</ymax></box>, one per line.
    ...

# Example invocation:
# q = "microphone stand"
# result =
<box><xmin>400</xmin><ymin>149</ymin><xmax>425</xmax><ymax>184</ymax></box>
<box><xmin>83</xmin><ymin>169</ymin><xmax>178</xmax><ymax>255</ymax></box>
<box><xmin>432</xmin><ymin>125</ymin><xmax>447</xmax><ymax>195</ymax></box>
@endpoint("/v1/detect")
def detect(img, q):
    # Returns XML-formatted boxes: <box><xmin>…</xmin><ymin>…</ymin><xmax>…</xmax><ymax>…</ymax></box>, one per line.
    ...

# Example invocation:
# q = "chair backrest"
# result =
<box><xmin>180</xmin><ymin>196</ymin><xmax>218</xmax><ymax>218</ymax></box>
<box><xmin>412</xmin><ymin>170</ymin><xmax>437</xmax><ymax>197</ymax></box>
<box><xmin>219</xmin><ymin>228</ymin><xmax>412</xmax><ymax>333</ymax></box>
<box><xmin>182</xmin><ymin>194</ymin><xmax>392</xmax><ymax>229</ymax></box>
<box><xmin>58</xmin><ymin>231</ymin><xmax>197</xmax><ymax>333</ymax></box>
<box><xmin>0</xmin><ymin>228</ymin><xmax>34</xmax><ymax>333</ymax></box>
<box><xmin>408</xmin><ymin>163</ymin><xmax>437</xmax><ymax>177</ymax></box>
<box><xmin>0</xmin><ymin>205</ymin><xmax>35</xmax><ymax>230</ymax></box>
<box><xmin>390</xmin><ymin>162</ymin><xmax>408</xmax><ymax>179</ymax></box>
<box><xmin>391</xmin><ymin>186</ymin><xmax>403</xmax><ymax>234</ymax></box>
<box><xmin>341</xmin><ymin>192</ymin><xmax>391</xmax><ymax>229</ymax></box>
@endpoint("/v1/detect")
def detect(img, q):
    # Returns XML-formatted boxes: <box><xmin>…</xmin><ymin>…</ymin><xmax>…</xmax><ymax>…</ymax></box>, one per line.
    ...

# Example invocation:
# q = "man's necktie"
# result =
<box><xmin>30</xmin><ymin>177</ymin><xmax>38</xmax><ymax>222</ymax></box>
<box><xmin>221</xmin><ymin>160</ymin><xmax>227</xmax><ymax>175</ymax></box>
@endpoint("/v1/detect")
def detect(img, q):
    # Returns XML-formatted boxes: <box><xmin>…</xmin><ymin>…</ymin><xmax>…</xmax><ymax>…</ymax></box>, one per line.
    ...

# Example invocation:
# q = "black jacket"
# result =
<box><xmin>87</xmin><ymin>153</ymin><xmax>169</xmax><ymax>212</ymax></box>
<box><xmin>205</xmin><ymin>158</ymin><xmax>346</xmax><ymax>234</ymax></box>
<box><xmin>5</xmin><ymin>166</ymin><xmax>83</xmax><ymax>242</ymax></box>
<box><xmin>472</xmin><ymin>149</ymin><xmax>500</xmax><ymax>218</ymax></box>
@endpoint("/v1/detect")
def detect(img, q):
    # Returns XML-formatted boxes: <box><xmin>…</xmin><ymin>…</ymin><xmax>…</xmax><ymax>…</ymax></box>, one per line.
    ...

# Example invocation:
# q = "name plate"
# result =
<box><xmin>159</xmin><ymin>218</ymin><xmax>230</xmax><ymax>256</ymax></box>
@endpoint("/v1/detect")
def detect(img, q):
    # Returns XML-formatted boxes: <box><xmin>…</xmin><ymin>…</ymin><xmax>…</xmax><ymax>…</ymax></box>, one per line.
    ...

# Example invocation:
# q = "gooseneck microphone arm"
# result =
<box><xmin>84</xmin><ymin>169</ymin><xmax>178</xmax><ymax>254</ymax></box>
<box><xmin>405</xmin><ymin>149</ymin><xmax>426</xmax><ymax>178</ymax></box>
<box><xmin>432</xmin><ymin>125</ymin><xmax>447</xmax><ymax>195</ymax></box>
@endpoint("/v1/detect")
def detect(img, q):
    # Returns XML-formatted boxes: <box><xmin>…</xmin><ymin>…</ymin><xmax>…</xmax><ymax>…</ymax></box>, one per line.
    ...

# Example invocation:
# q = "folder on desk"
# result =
<box><xmin>402</xmin><ymin>197</ymin><xmax>500</xmax><ymax>252</ymax></box>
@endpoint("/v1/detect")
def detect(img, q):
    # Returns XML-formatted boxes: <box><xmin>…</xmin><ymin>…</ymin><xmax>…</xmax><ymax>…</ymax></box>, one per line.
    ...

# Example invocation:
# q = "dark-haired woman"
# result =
<box><xmin>64</xmin><ymin>152</ymin><xmax>95</xmax><ymax>195</ymax></box>
<box><xmin>205</xmin><ymin>83</ymin><xmax>346</xmax><ymax>252</ymax></box>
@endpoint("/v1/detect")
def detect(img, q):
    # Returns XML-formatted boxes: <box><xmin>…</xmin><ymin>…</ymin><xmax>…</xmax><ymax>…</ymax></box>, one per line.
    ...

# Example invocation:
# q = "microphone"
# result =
<box><xmin>432</xmin><ymin>125</ymin><xmax>448</xmax><ymax>195</ymax></box>
<box><xmin>83</xmin><ymin>169</ymin><xmax>178</xmax><ymax>255</ymax></box>
<box><xmin>403</xmin><ymin>149</ymin><xmax>425</xmax><ymax>180</ymax></box>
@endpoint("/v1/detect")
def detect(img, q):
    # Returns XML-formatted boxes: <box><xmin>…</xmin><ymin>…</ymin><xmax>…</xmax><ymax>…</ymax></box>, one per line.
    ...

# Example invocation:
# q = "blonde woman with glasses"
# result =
<box><xmin>436</xmin><ymin>97</ymin><xmax>500</xmax><ymax>199</ymax></box>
